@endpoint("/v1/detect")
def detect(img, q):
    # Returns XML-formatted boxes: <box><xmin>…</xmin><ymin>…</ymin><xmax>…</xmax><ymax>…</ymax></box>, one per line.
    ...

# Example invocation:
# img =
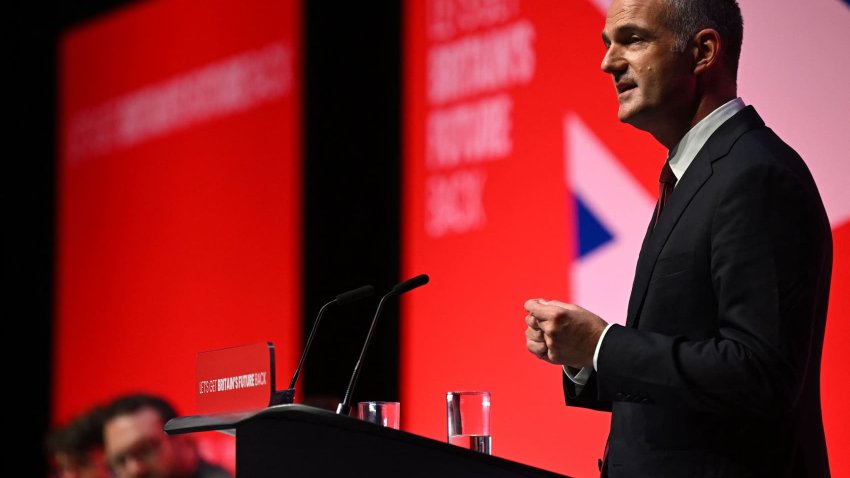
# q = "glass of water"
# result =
<box><xmin>446</xmin><ymin>391</ymin><xmax>491</xmax><ymax>454</ymax></box>
<box><xmin>358</xmin><ymin>401</ymin><xmax>400</xmax><ymax>429</ymax></box>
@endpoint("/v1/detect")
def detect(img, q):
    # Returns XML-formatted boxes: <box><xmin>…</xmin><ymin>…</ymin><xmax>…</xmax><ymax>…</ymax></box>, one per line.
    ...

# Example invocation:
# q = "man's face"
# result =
<box><xmin>601</xmin><ymin>0</ymin><xmax>695</xmax><ymax>133</ymax></box>
<box><xmin>103</xmin><ymin>408</ymin><xmax>189</xmax><ymax>478</ymax></box>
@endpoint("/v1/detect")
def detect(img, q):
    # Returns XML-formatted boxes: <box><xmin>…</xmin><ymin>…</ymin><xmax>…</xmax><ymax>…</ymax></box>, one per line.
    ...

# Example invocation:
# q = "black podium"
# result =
<box><xmin>165</xmin><ymin>404</ymin><xmax>571</xmax><ymax>478</ymax></box>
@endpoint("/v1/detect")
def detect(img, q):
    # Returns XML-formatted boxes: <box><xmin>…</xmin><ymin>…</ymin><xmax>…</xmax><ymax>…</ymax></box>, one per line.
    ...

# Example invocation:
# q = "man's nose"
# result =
<box><xmin>601</xmin><ymin>44</ymin><xmax>625</xmax><ymax>75</ymax></box>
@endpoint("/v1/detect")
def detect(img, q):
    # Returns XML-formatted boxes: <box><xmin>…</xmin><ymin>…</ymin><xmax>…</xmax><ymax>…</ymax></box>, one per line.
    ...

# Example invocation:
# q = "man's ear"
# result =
<box><xmin>692</xmin><ymin>28</ymin><xmax>722</xmax><ymax>75</ymax></box>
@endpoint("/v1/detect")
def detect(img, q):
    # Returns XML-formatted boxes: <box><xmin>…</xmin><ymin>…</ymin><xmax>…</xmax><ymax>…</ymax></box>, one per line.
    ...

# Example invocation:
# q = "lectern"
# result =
<box><xmin>165</xmin><ymin>404</ymin><xmax>571</xmax><ymax>478</ymax></box>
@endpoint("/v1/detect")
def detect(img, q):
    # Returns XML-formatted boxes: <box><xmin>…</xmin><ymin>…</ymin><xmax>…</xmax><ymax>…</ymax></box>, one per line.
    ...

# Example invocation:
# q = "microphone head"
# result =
<box><xmin>335</xmin><ymin>285</ymin><xmax>375</xmax><ymax>305</ymax></box>
<box><xmin>391</xmin><ymin>274</ymin><xmax>430</xmax><ymax>295</ymax></box>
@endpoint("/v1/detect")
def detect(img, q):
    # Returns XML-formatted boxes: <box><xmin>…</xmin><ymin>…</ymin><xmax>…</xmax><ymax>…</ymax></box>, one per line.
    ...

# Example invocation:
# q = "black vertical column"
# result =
<box><xmin>13</xmin><ymin>1</ymin><xmax>133</xmax><ymax>474</ymax></box>
<box><xmin>302</xmin><ymin>1</ymin><xmax>402</xmax><ymax>406</ymax></box>
<box><xmin>12</xmin><ymin>6</ymin><xmax>54</xmax><ymax>475</ymax></box>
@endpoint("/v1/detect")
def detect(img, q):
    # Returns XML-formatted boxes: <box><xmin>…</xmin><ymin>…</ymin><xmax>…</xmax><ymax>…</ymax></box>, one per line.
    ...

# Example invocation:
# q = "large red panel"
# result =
<box><xmin>822</xmin><ymin>221</ymin><xmax>850</xmax><ymax>477</ymax></box>
<box><xmin>54</xmin><ymin>0</ymin><xmax>302</xmax><ymax>462</ymax></box>
<box><xmin>402</xmin><ymin>1</ymin><xmax>661</xmax><ymax>476</ymax></box>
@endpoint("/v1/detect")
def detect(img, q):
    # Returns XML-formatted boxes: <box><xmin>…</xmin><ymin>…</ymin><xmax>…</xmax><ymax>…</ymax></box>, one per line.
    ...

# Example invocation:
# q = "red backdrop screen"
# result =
<box><xmin>55</xmin><ymin>0</ymin><xmax>302</xmax><ymax>468</ymax></box>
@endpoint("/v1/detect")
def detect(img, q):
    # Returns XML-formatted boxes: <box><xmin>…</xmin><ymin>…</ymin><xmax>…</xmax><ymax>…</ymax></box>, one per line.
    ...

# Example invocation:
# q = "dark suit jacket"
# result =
<box><xmin>564</xmin><ymin>107</ymin><xmax>832</xmax><ymax>477</ymax></box>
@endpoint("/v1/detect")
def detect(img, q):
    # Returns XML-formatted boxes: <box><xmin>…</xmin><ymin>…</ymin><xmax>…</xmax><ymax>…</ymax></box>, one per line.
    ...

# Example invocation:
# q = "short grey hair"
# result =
<box><xmin>662</xmin><ymin>0</ymin><xmax>743</xmax><ymax>76</ymax></box>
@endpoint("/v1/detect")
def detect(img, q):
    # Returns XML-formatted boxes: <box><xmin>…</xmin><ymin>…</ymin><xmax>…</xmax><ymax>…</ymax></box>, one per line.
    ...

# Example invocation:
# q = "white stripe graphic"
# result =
<box><xmin>565</xmin><ymin>113</ymin><xmax>654</xmax><ymax>326</ymax></box>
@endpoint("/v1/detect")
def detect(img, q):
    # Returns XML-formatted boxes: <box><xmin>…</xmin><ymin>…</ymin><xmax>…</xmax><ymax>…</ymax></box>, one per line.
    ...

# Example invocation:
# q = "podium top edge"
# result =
<box><xmin>164</xmin><ymin>404</ymin><xmax>336</xmax><ymax>435</ymax></box>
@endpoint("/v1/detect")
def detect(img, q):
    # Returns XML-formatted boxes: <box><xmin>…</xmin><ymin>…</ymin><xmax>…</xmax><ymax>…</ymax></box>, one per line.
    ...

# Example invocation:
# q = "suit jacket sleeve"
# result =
<box><xmin>562</xmin><ymin>368</ymin><xmax>611</xmax><ymax>411</ymax></box>
<box><xmin>589</xmin><ymin>157</ymin><xmax>831</xmax><ymax>419</ymax></box>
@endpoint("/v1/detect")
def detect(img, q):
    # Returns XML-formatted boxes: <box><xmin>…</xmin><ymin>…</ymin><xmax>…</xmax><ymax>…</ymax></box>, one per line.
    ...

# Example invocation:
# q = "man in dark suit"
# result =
<box><xmin>524</xmin><ymin>0</ymin><xmax>832</xmax><ymax>476</ymax></box>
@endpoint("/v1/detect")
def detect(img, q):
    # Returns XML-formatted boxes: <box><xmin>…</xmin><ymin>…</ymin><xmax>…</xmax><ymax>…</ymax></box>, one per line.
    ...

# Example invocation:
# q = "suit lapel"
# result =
<box><xmin>624</xmin><ymin>106</ymin><xmax>766</xmax><ymax>328</ymax></box>
<box><xmin>625</xmin><ymin>155</ymin><xmax>712</xmax><ymax>327</ymax></box>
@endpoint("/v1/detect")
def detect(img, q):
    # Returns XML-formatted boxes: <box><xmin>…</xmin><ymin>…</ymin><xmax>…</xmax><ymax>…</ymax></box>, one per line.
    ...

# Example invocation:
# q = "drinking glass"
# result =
<box><xmin>446</xmin><ymin>391</ymin><xmax>491</xmax><ymax>454</ymax></box>
<box><xmin>357</xmin><ymin>401</ymin><xmax>400</xmax><ymax>429</ymax></box>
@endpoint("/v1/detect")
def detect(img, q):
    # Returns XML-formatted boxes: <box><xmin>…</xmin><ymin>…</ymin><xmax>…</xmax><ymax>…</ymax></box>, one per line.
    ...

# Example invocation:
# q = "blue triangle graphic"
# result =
<box><xmin>575</xmin><ymin>194</ymin><xmax>614</xmax><ymax>259</ymax></box>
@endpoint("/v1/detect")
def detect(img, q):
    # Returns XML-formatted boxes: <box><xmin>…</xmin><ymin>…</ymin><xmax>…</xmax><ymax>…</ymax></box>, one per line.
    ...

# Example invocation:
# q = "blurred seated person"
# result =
<box><xmin>103</xmin><ymin>393</ymin><xmax>231</xmax><ymax>478</ymax></box>
<box><xmin>47</xmin><ymin>405</ymin><xmax>112</xmax><ymax>478</ymax></box>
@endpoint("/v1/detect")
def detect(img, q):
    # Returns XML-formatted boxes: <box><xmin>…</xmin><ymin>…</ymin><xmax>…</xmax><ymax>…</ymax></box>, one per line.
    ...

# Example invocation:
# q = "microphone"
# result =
<box><xmin>336</xmin><ymin>274</ymin><xmax>429</xmax><ymax>415</ymax></box>
<box><xmin>270</xmin><ymin>285</ymin><xmax>374</xmax><ymax>406</ymax></box>
<box><xmin>391</xmin><ymin>273</ymin><xmax>429</xmax><ymax>294</ymax></box>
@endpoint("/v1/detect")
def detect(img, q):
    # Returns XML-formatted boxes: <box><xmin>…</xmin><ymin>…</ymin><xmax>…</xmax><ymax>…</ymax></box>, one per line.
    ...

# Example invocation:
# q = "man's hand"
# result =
<box><xmin>524</xmin><ymin>298</ymin><xmax>608</xmax><ymax>369</ymax></box>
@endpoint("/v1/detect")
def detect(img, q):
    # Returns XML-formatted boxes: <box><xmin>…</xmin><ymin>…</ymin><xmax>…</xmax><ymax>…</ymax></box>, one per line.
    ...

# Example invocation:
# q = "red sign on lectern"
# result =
<box><xmin>196</xmin><ymin>342</ymin><xmax>276</xmax><ymax>415</ymax></box>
